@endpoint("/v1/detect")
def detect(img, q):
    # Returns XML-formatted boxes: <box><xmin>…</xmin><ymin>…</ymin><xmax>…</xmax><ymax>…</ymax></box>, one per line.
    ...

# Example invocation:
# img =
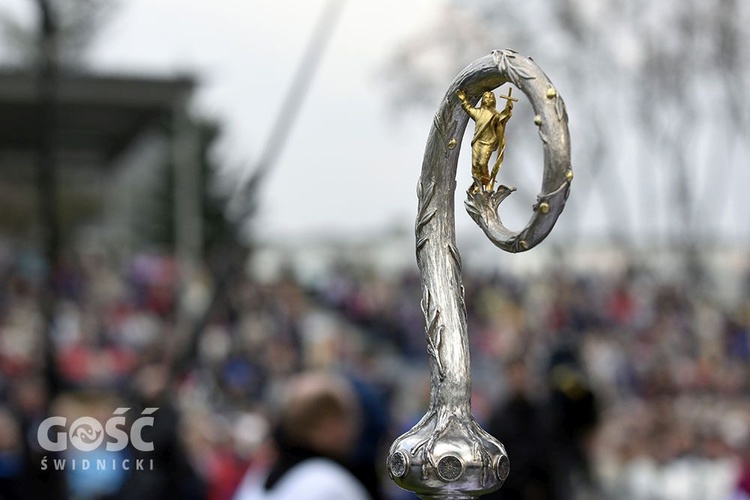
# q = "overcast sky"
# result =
<box><xmin>112</xmin><ymin>0</ymin><xmax>450</xmax><ymax>242</ymax></box>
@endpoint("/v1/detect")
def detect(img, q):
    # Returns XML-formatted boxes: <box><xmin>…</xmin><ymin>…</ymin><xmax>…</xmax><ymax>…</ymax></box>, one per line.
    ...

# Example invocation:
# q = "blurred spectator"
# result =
<box><xmin>233</xmin><ymin>371</ymin><xmax>370</xmax><ymax>500</ymax></box>
<box><xmin>9</xmin><ymin>376</ymin><xmax>66</xmax><ymax>499</ymax></box>
<box><xmin>202</xmin><ymin>412</ymin><xmax>271</xmax><ymax>500</ymax></box>
<box><xmin>117</xmin><ymin>364</ymin><xmax>204</xmax><ymax>500</ymax></box>
<box><xmin>485</xmin><ymin>358</ymin><xmax>553</xmax><ymax>500</ymax></box>
<box><xmin>546</xmin><ymin>346</ymin><xmax>600</xmax><ymax>499</ymax></box>
<box><xmin>0</xmin><ymin>407</ymin><xmax>29</xmax><ymax>499</ymax></box>
<box><xmin>347</xmin><ymin>368</ymin><xmax>391</xmax><ymax>500</ymax></box>
<box><xmin>53</xmin><ymin>392</ymin><xmax>129</xmax><ymax>500</ymax></box>
<box><xmin>735</xmin><ymin>438</ymin><xmax>750</xmax><ymax>500</ymax></box>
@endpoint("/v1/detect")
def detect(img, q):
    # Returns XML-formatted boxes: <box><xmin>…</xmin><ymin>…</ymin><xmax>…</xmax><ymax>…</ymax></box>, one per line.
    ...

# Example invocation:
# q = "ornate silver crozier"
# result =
<box><xmin>387</xmin><ymin>50</ymin><xmax>572</xmax><ymax>499</ymax></box>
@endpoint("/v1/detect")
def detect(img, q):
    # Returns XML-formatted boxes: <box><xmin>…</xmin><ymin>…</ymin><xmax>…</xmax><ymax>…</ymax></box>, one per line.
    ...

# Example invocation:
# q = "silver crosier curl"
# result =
<box><xmin>387</xmin><ymin>50</ymin><xmax>572</xmax><ymax>499</ymax></box>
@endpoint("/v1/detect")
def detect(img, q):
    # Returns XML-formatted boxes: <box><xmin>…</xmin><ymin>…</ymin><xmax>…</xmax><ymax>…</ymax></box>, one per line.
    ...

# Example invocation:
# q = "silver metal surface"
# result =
<box><xmin>387</xmin><ymin>50</ymin><xmax>572</xmax><ymax>499</ymax></box>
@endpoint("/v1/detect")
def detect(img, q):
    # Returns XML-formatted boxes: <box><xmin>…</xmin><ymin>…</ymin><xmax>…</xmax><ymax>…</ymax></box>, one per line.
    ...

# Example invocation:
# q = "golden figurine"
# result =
<box><xmin>456</xmin><ymin>87</ymin><xmax>517</xmax><ymax>193</ymax></box>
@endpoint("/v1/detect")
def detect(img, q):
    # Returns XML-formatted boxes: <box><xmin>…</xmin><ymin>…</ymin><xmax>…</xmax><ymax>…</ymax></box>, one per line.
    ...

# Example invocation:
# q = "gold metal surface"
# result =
<box><xmin>539</xmin><ymin>202</ymin><xmax>550</xmax><ymax>214</ymax></box>
<box><xmin>456</xmin><ymin>87</ymin><xmax>516</xmax><ymax>193</ymax></box>
<box><xmin>546</xmin><ymin>87</ymin><xmax>557</xmax><ymax>98</ymax></box>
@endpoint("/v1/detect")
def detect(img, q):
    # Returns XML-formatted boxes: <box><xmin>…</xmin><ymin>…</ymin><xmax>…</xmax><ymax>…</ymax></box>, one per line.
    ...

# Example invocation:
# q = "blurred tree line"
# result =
<box><xmin>0</xmin><ymin>0</ymin><xmax>115</xmax><ymax>68</ymax></box>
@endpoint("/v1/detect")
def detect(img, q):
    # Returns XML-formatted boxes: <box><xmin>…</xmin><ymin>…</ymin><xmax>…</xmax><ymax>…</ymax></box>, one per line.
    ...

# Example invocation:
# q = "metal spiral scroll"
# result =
<box><xmin>387</xmin><ymin>50</ymin><xmax>572</xmax><ymax>499</ymax></box>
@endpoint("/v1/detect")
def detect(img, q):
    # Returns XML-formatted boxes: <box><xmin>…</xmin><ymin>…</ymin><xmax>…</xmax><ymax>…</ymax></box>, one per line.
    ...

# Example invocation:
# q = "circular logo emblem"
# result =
<box><xmin>69</xmin><ymin>417</ymin><xmax>104</xmax><ymax>451</ymax></box>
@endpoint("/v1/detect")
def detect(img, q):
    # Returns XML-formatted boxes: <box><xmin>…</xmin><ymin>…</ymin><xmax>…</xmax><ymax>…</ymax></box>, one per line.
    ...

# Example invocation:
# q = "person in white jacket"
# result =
<box><xmin>234</xmin><ymin>372</ymin><xmax>370</xmax><ymax>500</ymax></box>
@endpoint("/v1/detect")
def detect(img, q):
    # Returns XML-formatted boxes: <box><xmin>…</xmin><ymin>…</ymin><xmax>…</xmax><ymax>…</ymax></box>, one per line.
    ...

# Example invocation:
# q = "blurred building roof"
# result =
<box><xmin>0</xmin><ymin>69</ymin><xmax>196</xmax><ymax>238</ymax></box>
<box><xmin>0</xmin><ymin>69</ymin><xmax>195</xmax><ymax>178</ymax></box>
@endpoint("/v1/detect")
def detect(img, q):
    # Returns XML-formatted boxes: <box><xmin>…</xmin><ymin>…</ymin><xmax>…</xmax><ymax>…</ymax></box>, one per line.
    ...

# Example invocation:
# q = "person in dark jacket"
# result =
<box><xmin>486</xmin><ymin>358</ymin><xmax>553</xmax><ymax>500</ymax></box>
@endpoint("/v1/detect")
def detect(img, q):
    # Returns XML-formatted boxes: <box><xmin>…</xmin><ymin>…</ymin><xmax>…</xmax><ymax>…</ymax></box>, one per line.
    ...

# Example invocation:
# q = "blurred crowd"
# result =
<box><xmin>0</xmin><ymin>247</ymin><xmax>749</xmax><ymax>500</ymax></box>
<box><xmin>318</xmin><ymin>261</ymin><xmax>750</xmax><ymax>499</ymax></box>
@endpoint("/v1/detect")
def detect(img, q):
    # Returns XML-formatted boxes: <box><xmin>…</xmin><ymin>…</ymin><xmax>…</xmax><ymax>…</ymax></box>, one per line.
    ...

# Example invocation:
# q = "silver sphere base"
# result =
<box><xmin>387</xmin><ymin>407</ymin><xmax>509</xmax><ymax>499</ymax></box>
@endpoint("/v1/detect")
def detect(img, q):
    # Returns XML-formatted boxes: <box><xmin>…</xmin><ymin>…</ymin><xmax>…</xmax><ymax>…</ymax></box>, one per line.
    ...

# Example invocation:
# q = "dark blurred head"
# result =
<box><xmin>278</xmin><ymin>372</ymin><xmax>359</xmax><ymax>459</ymax></box>
<box><xmin>11</xmin><ymin>376</ymin><xmax>48</xmax><ymax>415</ymax></box>
<box><xmin>0</xmin><ymin>407</ymin><xmax>21</xmax><ymax>452</ymax></box>
<box><xmin>133</xmin><ymin>363</ymin><xmax>169</xmax><ymax>403</ymax></box>
<box><xmin>505</xmin><ymin>357</ymin><xmax>530</xmax><ymax>395</ymax></box>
